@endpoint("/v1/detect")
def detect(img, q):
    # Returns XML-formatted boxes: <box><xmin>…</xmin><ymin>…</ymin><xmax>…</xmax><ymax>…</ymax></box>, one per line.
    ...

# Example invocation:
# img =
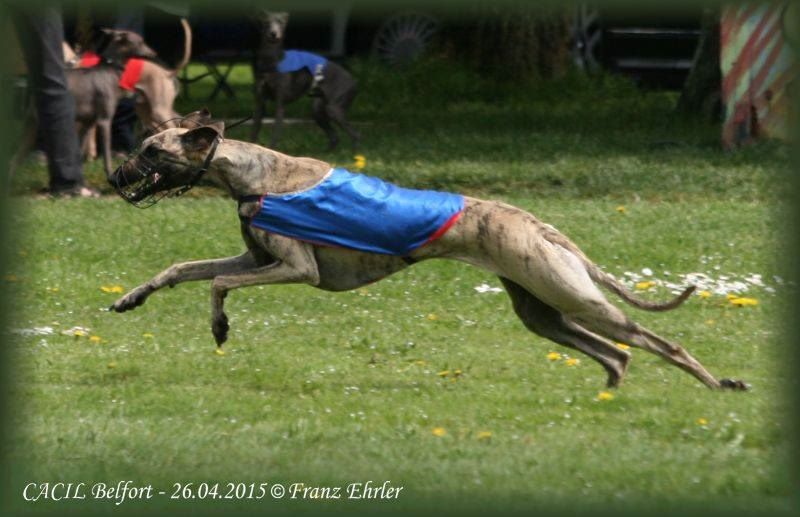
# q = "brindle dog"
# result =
<box><xmin>108</xmin><ymin>111</ymin><xmax>748</xmax><ymax>391</ymax></box>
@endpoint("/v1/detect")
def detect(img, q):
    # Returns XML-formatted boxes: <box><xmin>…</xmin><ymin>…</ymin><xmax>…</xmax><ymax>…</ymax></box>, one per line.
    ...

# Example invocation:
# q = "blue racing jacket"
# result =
<box><xmin>277</xmin><ymin>50</ymin><xmax>328</xmax><ymax>74</ymax></box>
<box><xmin>249</xmin><ymin>168</ymin><xmax>464</xmax><ymax>256</ymax></box>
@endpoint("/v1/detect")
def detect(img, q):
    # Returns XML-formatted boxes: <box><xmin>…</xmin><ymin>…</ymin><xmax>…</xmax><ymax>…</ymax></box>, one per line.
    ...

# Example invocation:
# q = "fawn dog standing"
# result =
<box><xmin>108</xmin><ymin>110</ymin><xmax>748</xmax><ymax>391</ymax></box>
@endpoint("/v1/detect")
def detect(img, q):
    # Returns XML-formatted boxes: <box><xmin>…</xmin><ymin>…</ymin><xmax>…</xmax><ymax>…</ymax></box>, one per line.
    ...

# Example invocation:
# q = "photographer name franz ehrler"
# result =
<box><xmin>22</xmin><ymin>480</ymin><xmax>403</xmax><ymax>504</ymax></box>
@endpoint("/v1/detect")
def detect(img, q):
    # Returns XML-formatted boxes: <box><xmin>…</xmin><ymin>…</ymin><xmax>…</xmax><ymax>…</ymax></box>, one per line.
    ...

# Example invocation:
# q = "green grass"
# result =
<box><xmin>10</xmin><ymin>59</ymin><xmax>792</xmax><ymax>202</ymax></box>
<box><xmin>5</xmin><ymin>198</ymin><xmax>792</xmax><ymax>513</ymax></box>
<box><xmin>4</xmin><ymin>58</ymin><xmax>795</xmax><ymax>514</ymax></box>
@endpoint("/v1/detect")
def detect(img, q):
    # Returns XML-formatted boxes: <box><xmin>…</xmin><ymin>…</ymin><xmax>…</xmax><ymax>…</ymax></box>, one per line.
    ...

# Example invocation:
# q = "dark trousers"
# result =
<box><xmin>12</xmin><ymin>6</ymin><xmax>84</xmax><ymax>191</ymax></box>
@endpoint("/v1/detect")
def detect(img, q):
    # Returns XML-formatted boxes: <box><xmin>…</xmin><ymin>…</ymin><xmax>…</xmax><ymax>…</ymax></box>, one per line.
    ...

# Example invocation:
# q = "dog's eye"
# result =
<box><xmin>142</xmin><ymin>146</ymin><xmax>159</xmax><ymax>158</ymax></box>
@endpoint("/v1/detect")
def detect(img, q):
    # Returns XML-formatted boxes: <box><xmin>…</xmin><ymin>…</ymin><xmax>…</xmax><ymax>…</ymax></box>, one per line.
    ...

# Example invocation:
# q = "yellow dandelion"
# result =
<box><xmin>73</xmin><ymin>329</ymin><xmax>87</xmax><ymax>338</ymax></box>
<box><xmin>426</xmin><ymin>313</ymin><xmax>439</xmax><ymax>321</ymax></box>
<box><xmin>477</xmin><ymin>431</ymin><xmax>492</xmax><ymax>440</ymax></box>
<box><xmin>353</xmin><ymin>154</ymin><xmax>367</xmax><ymax>170</ymax></box>
<box><xmin>698</xmin><ymin>290</ymin><xmax>711</xmax><ymax>299</ymax></box>
<box><xmin>46</xmin><ymin>287</ymin><xmax>60</xmax><ymax>293</ymax></box>
<box><xmin>414</xmin><ymin>360</ymin><xmax>427</xmax><ymax>366</ymax></box>
<box><xmin>729</xmin><ymin>297</ymin><xmax>758</xmax><ymax>307</ymax></box>
<box><xmin>214</xmin><ymin>348</ymin><xmax>226</xmax><ymax>356</ymax></box>
<box><xmin>615</xmin><ymin>342</ymin><xmax>631</xmax><ymax>350</ymax></box>
<box><xmin>101</xmin><ymin>285</ymin><xmax>125</xmax><ymax>294</ymax></box>
<box><xmin>696</xmin><ymin>418</ymin><xmax>708</xmax><ymax>426</ymax></box>
<box><xmin>546</xmin><ymin>352</ymin><xmax>562</xmax><ymax>361</ymax></box>
<box><xmin>437</xmin><ymin>370</ymin><xmax>450</xmax><ymax>377</ymax></box>
<box><xmin>431</xmin><ymin>427</ymin><xmax>447</xmax><ymax>437</ymax></box>
<box><xmin>705</xmin><ymin>319</ymin><xmax>715</xmax><ymax>325</ymax></box>
<box><xmin>615</xmin><ymin>206</ymin><xmax>626</xmax><ymax>214</ymax></box>
<box><xmin>453</xmin><ymin>369</ymin><xmax>463</xmax><ymax>377</ymax></box>
<box><xmin>726</xmin><ymin>293</ymin><xmax>738</xmax><ymax>300</ymax></box>
<box><xmin>107</xmin><ymin>361</ymin><xmax>117</xmax><ymax>369</ymax></box>
<box><xmin>89</xmin><ymin>335</ymin><xmax>102</xmax><ymax>343</ymax></box>
<box><xmin>596</xmin><ymin>391</ymin><xmax>615</xmax><ymax>401</ymax></box>
<box><xmin>565</xmin><ymin>358</ymin><xmax>580</xmax><ymax>367</ymax></box>
<box><xmin>635</xmin><ymin>281</ymin><xmax>656</xmax><ymax>290</ymax></box>
<box><xmin>143</xmin><ymin>332</ymin><xmax>155</xmax><ymax>338</ymax></box>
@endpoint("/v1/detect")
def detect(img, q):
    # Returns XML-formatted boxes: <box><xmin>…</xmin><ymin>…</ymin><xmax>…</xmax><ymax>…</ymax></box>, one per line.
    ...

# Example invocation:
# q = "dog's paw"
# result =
<box><xmin>110</xmin><ymin>286</ymin><xmax>150</xmax><ymax>313</ymax></box>
<box><xmin>212</xmin><ymin>313</ymin><xmax>229</xmax><ymax>346</ymax></box>
<box><xmin>719</xmin><ymin>378</ymin><xmax>750</xmax><ymax>391</ymax></box>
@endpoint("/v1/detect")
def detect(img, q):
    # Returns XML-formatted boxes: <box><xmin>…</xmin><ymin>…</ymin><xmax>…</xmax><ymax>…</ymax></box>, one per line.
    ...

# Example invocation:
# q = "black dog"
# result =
<box><xmin>250</xmin><ymin>11</ymin><xmax>360</xmax><ymax>150</ymax></box>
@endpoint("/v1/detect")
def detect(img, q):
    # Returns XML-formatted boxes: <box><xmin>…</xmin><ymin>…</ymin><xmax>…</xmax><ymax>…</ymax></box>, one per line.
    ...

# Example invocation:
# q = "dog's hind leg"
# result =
<box><xmin>311</xmin><ymin>98</ymin><xmax>338</xmax><ymax>150</ymax></box>
<box><xmin>566</xmin><ymin>304</ymin><xmax>746</xmax><ymax>390</ymax></box>
<box><xmin>324</xmin><ymin>104</ymin><xmax>360</xmax><ymax>152</ymax></box>
<box><xmin>500</xmin><ymin>278</ymin><xmax>631</xmax><ymax>387</ymax></box>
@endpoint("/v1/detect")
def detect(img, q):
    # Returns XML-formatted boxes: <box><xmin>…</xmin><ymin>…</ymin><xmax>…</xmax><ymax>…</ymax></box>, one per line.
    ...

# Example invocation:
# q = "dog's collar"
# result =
<box><xmin>237</xmin><ymin>194</ymin><xmax>264</xmax><ymax>222</ymax></box>
<box><xmin>188</xmin><ymin>117</ymin><xmax>246</xmax><ymax>195</ymax></box>
<box><xmin>169</xmin><ymin>136</ymin><xmax>222</xmax><ymax>198</ymax></box>
<box><xmin>102</xmin><ymin>57</ymin><xmax>126</xmax><ymax>71</ymax></box>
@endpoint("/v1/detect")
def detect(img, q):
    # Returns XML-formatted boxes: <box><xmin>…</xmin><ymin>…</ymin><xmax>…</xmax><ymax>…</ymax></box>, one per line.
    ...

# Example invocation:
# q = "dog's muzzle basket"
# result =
<box><xmin>111</xmin><ymin>152</ymin><xmax>193</xmax><ymax>208</ymax></box>
<box><xmin>110</xmin><ymin>117</ymin><xmax>218</xmax><ymax>208</ymax></box>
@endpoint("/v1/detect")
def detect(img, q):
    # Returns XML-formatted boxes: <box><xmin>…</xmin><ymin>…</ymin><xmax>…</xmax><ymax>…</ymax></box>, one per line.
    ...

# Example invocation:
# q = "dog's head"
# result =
<box><xmin>99</xmin><ymin>29</ymin><xmax>158</xmax><ymax>63</ymax></box>
<box><xmin>109</xmin><ymin>108</ymin><xmax>225</xmax><ymax>207</ymax></box>
<box><xmin>257</xmin><ymin>11</ymin><xmax>289</xmax><ymax>42</ymax></box>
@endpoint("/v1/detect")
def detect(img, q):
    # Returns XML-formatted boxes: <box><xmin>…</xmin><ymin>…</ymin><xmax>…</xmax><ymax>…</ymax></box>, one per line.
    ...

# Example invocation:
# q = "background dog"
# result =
<box><xmin>10</xmin><ymin>29</ymin><xmax>186</xmax><ymax>178</ymax></box>
<box><xmin>66</xmin><ymin>29</ymin><xmax>157</xmax><ymax>175</ymax></box>
<box><xmin>251</xmin><ymin>11</ymin><xmax>360</xmax><ymax>150</ymax></box>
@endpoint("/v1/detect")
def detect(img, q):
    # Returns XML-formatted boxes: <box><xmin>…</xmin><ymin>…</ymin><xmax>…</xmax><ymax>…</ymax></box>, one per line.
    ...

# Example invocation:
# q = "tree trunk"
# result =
<box><xmin>677</xmin><ymin>8</ymin><xmax>721</xmax><ymax>120</ymax></box>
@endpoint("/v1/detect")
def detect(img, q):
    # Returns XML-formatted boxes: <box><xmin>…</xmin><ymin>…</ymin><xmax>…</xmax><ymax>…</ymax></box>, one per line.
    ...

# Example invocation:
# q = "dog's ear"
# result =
<box><xmin>180</xmin><ymin>123</ymin><xmax>225</xmax><ymax>152</ymax></box>
<box><xmin>180</xmin><ymin>108</ymin><xmax>213</xmax><ymax>128</ymax></box>
<box><xmin>206</xmin><ymin>120</ymin><xmax>225</xmax><ymax>135</ymax></box>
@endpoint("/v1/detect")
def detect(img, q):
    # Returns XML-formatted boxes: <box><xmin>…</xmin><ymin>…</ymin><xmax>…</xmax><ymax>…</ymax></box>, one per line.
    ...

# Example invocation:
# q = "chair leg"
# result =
<box><xmin>208</xmin><ymin>62</ymin><xmax>236</xmax><ymax>100</ymax></box>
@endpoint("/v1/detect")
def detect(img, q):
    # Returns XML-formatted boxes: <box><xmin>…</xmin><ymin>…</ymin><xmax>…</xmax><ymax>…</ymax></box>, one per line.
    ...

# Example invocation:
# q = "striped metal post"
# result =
<box><xmin>721</xmin><ymin>2</ymin><xmax>797</xmax><ymax>148</ymax></box>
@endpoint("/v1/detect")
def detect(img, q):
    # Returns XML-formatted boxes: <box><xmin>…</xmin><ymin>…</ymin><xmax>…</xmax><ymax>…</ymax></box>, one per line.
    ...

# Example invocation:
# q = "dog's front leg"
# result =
<box><xmin>270</xmin><ymin>97</ymin><xmax>285</xmax><ymax>148</ymax></box>
<box><xmin>111</xmin><ymin>251</ymin><xmax>259</xmax><ymax>313</ymax></box>
<box><xmin>97</xmin><ymin>118</ymin><xmax>113</xmax><ymax>175</ymax></box>
<box><xmin>210</xmin><ymin>238</ymin><xmax>319</xmax><ymax>346</ymax></box>
<box><xmin>251</xmin><ymin>83</ymin><xmax>266</xmax><ymax>142</ymax></box>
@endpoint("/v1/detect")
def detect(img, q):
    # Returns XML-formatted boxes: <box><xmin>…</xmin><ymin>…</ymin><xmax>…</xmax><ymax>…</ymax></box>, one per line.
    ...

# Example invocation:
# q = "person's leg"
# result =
<box><xmin>13</xmin><ymin>6</ymin><xmax>86</xmax><ymax>193</ymax></box>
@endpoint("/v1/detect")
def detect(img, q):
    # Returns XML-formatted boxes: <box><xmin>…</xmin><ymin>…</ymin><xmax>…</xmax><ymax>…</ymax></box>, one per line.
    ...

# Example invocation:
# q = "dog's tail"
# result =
<box><xmin>542</xmin><ymin>229</ymin><xmax>695</xmax><ymax>312</ymax></box>
<box><xmin>172</xmin><ymin>18</ymin><xmax>193</xmax><ymax>72</ymax></box>
<box><xmin>587</xmin><ymin>266</ymin><xmax>696</xmax><ymax>312</ymax></box>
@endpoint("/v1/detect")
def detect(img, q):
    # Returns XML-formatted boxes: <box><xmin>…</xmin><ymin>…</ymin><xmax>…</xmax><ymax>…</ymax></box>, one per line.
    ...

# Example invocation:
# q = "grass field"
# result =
<box><xmin>4</xmin><ymin>59</ymin><xmax>795</xmax><ymax>514</ymax></box>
